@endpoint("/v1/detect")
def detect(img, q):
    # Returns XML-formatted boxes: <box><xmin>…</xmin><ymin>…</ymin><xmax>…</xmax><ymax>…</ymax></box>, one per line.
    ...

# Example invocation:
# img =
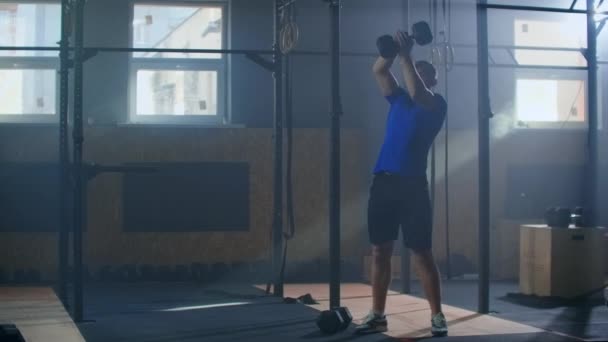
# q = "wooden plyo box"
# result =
<box><xmin>519</xmin><ymin>225</ymin><xmax>605</xmax><ymax>298</ymax></box>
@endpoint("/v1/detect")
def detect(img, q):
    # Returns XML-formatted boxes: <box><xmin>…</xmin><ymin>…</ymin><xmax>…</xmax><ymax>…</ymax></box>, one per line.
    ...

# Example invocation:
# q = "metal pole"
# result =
<box><xmin>1</xmin><ymin>45</ymin><xmax>607</xmax><ymax>61</ymax></box>
<box><xmin>0</xmin><ymin>46</ymin><xmax>275</xmax><ymax>55</ymax></box>
<box><xmin>272</xmin><ymin>0</ymin><xmax>284</xmax><ymax>298</ymax></box>
<box><xmin>479</xmin><ymin>3</ymin><xmax>608</xmax><ymax>14</ymax></box>
<box><xmin>400</xmin><ymin>244</ymin><xmax>411</xmax><ymax>294</ymax></box>
<box><xmin>585</xmin><ymin>0</ymin><xmax>598</xmax><ymax>227</ymax></box>
<box><xmin>3</xmin><ymin>42</ymin><xmax>608</xmax><ymax>57</ymax></box>
<box><xmin>328</xmin><ymin>0</ymin><xmax>342</xmax><ymax>310</ymax></box>
<box><xmin>83</xmin><ymin>47</ymin><xmax>274</xmax><ymax>55</ymax></box>
<box><xmin>57</xmin><ymin>0</ymin><xmax>70</xmax><ymax>309</ymax></box>
<box><xmin>72</xmin><ymin>0</ymin><xmax>85</xmax><ymax>322</ymax></box>
<box><xmin>476</xmin><ymin>0</ymin><xmax>490</xmax><ymax>314</ymax></box>
<box><xmin>401</xmin><ymin>0</ymin><xmax>411</xmax><ymax>295</ymax></box>
<box><xmin>0</xmin><ymin>44</ymin><xmax>292</xmax><ymax>53</ymax></box>
<box><xmin>430</xmin><ymin>0</ymin><xmax>437</xmax><ymax>218</ymax></box>
<box><xmin>443</xmin><ymin>0</ymin><xmax>452</xmax><ymax>281</ymax></box>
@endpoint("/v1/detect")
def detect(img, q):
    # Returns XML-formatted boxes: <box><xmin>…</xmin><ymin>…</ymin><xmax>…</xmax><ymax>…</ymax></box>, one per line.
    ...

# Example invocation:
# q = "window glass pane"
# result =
<box><xmin>133</xmin><ymin>5</ymin><xmax>223</xmax><ymax>59</ymax></box>
<box><xmin>136</xmin><ymin>70</ymin><xmax>218</xmax><ymax>115</ymax></box>
<box><xmin>0</xmin><ymin>69</ymin><xmax>56</xmax><ymax>114</ymax></box>
<box><xmin>599</xmin><ymin>13</ymin><xmax>608</xmax><ymax>61</ymax></box>
<box><xmin>0</xmin><ymin>3</ymin><xmax>60</xmax><ymax>57</ymax></box>
<box><xmin>516</xmin><ymin>79</ymin><xmax>585</xmax><ymax>123</ymax></box>
<box><xmin>514</xmin><ymin>18</ymin><xmax>587</xmax><ymax>66</ymax></box>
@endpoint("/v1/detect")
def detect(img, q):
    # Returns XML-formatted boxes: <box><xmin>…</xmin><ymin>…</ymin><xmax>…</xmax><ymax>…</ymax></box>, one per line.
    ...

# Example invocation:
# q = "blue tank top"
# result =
<box><xmin>373</xmin><ymin>87</ymin><xmax>447</xmax><ymax>177</ymax></box>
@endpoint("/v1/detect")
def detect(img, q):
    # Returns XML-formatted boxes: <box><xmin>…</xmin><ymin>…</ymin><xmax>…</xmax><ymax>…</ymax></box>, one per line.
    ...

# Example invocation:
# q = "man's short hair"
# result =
<box><xmin>415</xmin><ymin>60</ymin><xmax>437</xmax><ymax>80</ymax></box>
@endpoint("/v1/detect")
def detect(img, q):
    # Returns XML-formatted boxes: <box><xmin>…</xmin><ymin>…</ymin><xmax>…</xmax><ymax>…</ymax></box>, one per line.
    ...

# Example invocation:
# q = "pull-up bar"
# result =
<box><xmin>0</xmin><ymin>46</ymin><xmax>275</xmax><ymax>55</ymax></box>
<box><xmin>479</xmin><ymin>3</ymin><xmax>608</xmax><ymax>15</ymax></box>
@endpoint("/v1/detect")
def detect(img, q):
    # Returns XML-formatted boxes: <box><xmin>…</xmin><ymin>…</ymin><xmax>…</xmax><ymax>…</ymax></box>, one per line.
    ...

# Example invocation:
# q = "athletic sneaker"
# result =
<box><xmin>431</xmin><ymin>312</ymin><xmax>448</xmax><ymax>337</ymax></box>
<box><xmin>354</xmin><ymin>311</ymin><xmax>388</xmax><ymax>335</ymax></box>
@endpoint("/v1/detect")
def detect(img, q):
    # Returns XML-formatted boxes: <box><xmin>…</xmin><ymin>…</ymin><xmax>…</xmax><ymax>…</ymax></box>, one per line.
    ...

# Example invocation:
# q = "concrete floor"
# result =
<box><xmin>393</xmin><ymin>279</ymin><xmax>608</xmax><ymax>341</ymax></box>
<box><xmin>71</xmin><ymin>280</ymin><xmax>608</xmax><ymax>341</ymax></box>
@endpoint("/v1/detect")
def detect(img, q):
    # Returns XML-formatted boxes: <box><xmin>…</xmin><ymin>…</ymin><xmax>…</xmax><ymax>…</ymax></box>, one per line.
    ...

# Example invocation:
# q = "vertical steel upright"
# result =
<box><xmin>272</xmin><ymin>0</ymin><xmax>285</xmax><ymax>298</ymax></box>
<box><xmin>585</xmin><ymin>0</ymin><xmax>599</xmax><ymax>227</ymax></box>
<box><xmin>327</xmin><ymin>0</ymin><xmax>342</xmax><ymax>310</ymax></box>
<box><xmin>476</xmin><ymin>0</ymin><xmax>491</xmax><ymax>314</ymax></box>
<box><xmin>443</xmin><ymin>0</ymin><xmax>452</xmax><ymax>281</ymax></box>
<box><xmin>58</xmin><ymin>0</ymin><xmax>71</xmax><ymax>308</ymax></box>
<box><xmin>430</xmin><ymin>0</ymin><xmax>437</xmax><ymax>213</ymax></box>
<box><xmin>72</xmin><ymin>0</ymin><xmax>85</xmax><ymax>322</ymax></box>
<box><xmin>400</xmin><ymin>0</ymin><xmax>412</xmax><ymax>295</ymax></box>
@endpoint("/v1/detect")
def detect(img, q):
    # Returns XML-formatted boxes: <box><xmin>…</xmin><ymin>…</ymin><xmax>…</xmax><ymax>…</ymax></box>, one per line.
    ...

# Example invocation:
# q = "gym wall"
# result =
<box><xmin>0</xmin><ymin>0</ymin><xmax>404</xmax><ymax>280</ymax></box>
<box><xmin>0</xmin><ymin>126</ymin><xmax>367</xmax><ymax>280</ymax></box>
<box><xmin>0</xmin><ymin>0</ymin><xmax>606</xmax><ymax>282</ymax></box>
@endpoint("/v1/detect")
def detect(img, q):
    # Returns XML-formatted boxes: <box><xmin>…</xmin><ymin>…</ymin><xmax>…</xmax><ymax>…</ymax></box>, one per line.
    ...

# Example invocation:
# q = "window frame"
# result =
<box><xmin>511</xmin><ymin>16</ymin><xmax>590</xmax><ymax>130</ymax></box>
<box><xmin>128</xmin><ymin>0</ymin><xmax>229</xmax><ymax>125</ymax></box>
<box><xmin>0</xmin><ymin>0</ymin><xmax>60</xmax><ymax>122</ymax></box>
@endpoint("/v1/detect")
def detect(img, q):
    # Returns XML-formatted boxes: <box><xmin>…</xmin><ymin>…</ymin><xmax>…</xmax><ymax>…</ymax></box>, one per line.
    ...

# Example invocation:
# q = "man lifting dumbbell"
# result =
<box><xmin>355</xmin><ymin>26</ymin><xmax>448</xmax><ymax>336</ymax></box>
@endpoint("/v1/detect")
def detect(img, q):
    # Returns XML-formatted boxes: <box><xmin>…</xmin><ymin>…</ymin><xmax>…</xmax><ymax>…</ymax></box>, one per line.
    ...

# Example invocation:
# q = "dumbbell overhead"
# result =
<box><xmin>377</xmin><ymin>21</ymin><xmax>434</xmax><ymax>59</ymax></box>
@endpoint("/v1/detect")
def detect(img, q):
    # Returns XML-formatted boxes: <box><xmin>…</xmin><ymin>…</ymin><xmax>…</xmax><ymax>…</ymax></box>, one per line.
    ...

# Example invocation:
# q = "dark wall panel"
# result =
<box><xmin>123</xmin><ymin>162</ymin><xmax>250</xmax><ymax>232</ymax></box>
<box><xmin>505</xmin><ymin>164</ymin><xmax>585</xmax><ymax>219</ymax></box>
<box><xmin>0</xmin><ymin>164</ymin><xmax>61</xmax><ymax>232</ymax></box>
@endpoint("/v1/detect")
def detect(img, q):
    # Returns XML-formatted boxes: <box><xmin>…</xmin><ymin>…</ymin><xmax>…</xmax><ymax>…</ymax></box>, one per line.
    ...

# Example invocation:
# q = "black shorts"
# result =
<box><xmin>367</xmin><ymin>173</ymin><xmax>433</xmax><ymax>250</ymax></box>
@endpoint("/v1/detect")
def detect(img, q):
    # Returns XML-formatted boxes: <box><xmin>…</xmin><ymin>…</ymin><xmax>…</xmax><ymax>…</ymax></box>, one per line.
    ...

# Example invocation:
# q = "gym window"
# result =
<box><xmin>515</xmin><ymin>78</ymin><xmax>586</xmax><ymax>126</ymax></box>
<box><xmin>129</xmin><ymin>2</ymin><xmax>227</xmax><ymax>124</ymax></box>
<box><xmin>513</xmin><ymin>18</ymin><xmax>588</xmax><ymax>128</ymax></box>
<box><xmin>0</xmin><ymin>2</ymin><xmax>60</xmax><ymax>121</ymax></box>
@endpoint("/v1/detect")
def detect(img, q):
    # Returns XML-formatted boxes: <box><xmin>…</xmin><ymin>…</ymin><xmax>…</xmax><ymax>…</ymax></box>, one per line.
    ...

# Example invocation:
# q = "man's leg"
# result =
<box><xmin>355</xmin><ymin>241</ymin><xmax>393</xmax><ymax>335</ymax></box>
<box><xmin>400</xmin><ymin>179</ymin><xmax>447</xmax><ymax>336</ymax></box>
<box><xmin>372</xmin><ymin>241</ymin><xmax>395</xmax><ymax>315</ymax></box>
<box><xmin>356</xmin><ymin>174</ymin><xmax>399</xmax><ymax>335</ymax></box>
<box><xmin>411</xmin><ymin>248</ymin><xmax>442</xmax><ymax>315</ymax></box>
